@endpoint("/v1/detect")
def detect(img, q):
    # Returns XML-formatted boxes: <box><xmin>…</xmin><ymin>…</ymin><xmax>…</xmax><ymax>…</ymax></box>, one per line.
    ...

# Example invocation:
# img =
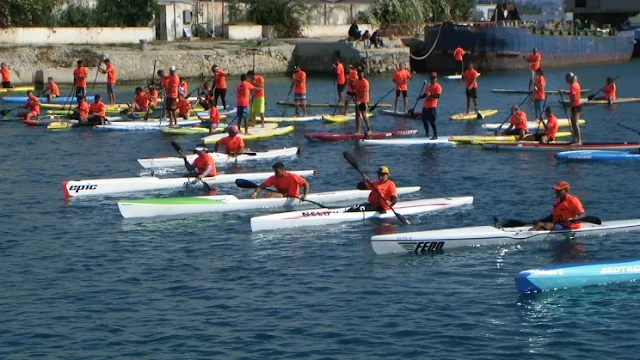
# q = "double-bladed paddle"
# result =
<box><xmin>493</xmin><ymin>91</ymin><xmax>532</xmax><ymax>135</ymax></box>
<box><xmin>342</xmin><ymin>151</ymin><xmax>409</xmax><ymax>225</ymax></box>
<box><xmin>235</xmin><ymin>179</ymin><xmax>337</xmax><ymax>208</ymax></box>
<box><xmin>586</xmin><ymin>74</ymin><xmax>619</xmax><ymax>101</ymax></box>
<box><xmin>499</xmin><ymin>216</ymin><xmax>602</xmax><ymax>228</ymax></box>
<box><xmin>170</xmin><ymin>140</ymin><xmax>212</xmax><ymax>193</ymax></box>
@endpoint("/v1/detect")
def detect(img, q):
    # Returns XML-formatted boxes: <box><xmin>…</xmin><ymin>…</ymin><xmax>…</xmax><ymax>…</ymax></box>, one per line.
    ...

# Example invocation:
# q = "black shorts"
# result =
<box><xmin>1</xmin><ymin>81</ymin><xmax>11</xmax><ymax>88</ymax></box>
<box><xmin>571</xmin><ymin>104</ymin><xmax>583</xmax><ymax>113</ymax></box>
<box><xmin>337</xmin><ymin>83</ymin><xmax>346</xmax><ymax>93</ymax></box>
<box><xmin>358</xmin><ymin>103</ymin><xmax>368</xmax><ymax>112</ymax></box>
<box><xmin>502</xmin><ymin>128</ymin><xmax>523</xmax><ymax>136</ymax></box>
<box><xmin>421</xmin><ymin>107</ymin><xmax>436</xmax><ymax>123</ymax></box>
<box><xmin>465</xmin><ymin>88</ymin><xmax>477</xmax><ymax>99</ymax></box>
<box><xmin>456</xmin><ymin>60</ymin><xmax>463</xmax><ymax>68</ymax></box>
<box><xmin>533</xmin><ymin>133</ymin><xmax>554</xmax><ymax>142</ymax></box>
<box><xmin>88</xmin><ymin>115</ymin><xmax>105</xmax><ymax>125</ymax></box>
<box><xmin>75</xmin><ymin>87</ymin><xmax>87</xmax><ymax>98</ymax></box>
<box><xmin>214</xmin><ymin>88</ymin><xmax>226</xmax><ymax>99</ymax></box>
<box><xmin>345</xmin><ymin>92</ymin><xmax>357</xmax><ymax>104</ymax></box>
<box><xmin>165</xmin><ymin>97</ymin><xmax>177</xmax><ymax>111</ymax></box>
<box><xmin>396</xmin><ymin>90</ymin><xmax>407</xmax><ymax>98</ymax></box>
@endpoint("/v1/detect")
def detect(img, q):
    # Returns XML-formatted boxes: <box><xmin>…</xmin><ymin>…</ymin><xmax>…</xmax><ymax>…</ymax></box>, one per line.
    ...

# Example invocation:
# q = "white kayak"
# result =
<box><xmin>371</xmin><ymin>219</ymin><xmax>640</xmax><ymax>255</ymax></box>
<box><xmin>359</xmin><ymin>138</ymin><xmax>456</xmax><ymax>147</ymax></box>
<box><xmin>137</xmin><ymin>147</ymin><xmax>300</xmax><ymax>169</ymax></box>
<box><xmin>263</xmin><ymin>115</ymin><xmax>324</xmax><ymax>123</ymax></box>
<box><xmin>250</xmin><ymin>196</ymin><xmax>474</xmax><ymax>232</ymax></box>
<box><xmin>117</xmin><ymin>186</ymin><xmax>422</xmax><ymax>218</ymax></box>
<box><xmin>481</xmin><ymin>119</ymin><xmax>586</xmax><ymax>131</ymax></box>
<box><xmin>94</xmin><ymin>119</ymin><xmax>202</xmax><ymax>131</ymax></box>
<box><xmin>62</xmin><ymin>170</ymin><xmax>315</xmax><ymax>198</ymax></box>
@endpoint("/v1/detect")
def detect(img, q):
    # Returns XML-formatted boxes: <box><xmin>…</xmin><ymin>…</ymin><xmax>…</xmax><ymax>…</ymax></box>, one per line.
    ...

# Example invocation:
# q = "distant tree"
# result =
<box><xmin>94</xmin><ymin>0</ymin><xmax>158</xmax><ymax>27</ymax></box>
<box><xmin>5</xmin><ymin>0</ymin><xmax>65</xmax><ymax>27</ymax></box>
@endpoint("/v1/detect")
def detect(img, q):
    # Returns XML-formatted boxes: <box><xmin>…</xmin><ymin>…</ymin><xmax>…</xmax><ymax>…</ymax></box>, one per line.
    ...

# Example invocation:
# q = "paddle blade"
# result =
<box><xmin>582</xmin><ymin>216</ymin><xmax>602</xmax><ymax>225</ymax></box>
<box><xmin>242</xmin><ymin>152</ymin><xmax>257</xmax><ymax>156</ymax></box>
<box><xmin>395</xmin><ymin>212</ymin><xmax>410</xmax><ymax>225</ymax></box>
<box><xmin>235</xmin><ymin>179</ymin><xmax>259</xmax><ymax>189</ymax></box>
<box><xmin>502</xmin><ymin>219</ymin><xmax>528</xmax><ymax>227</ymax></box>
<box><xmin>343</xmin><ymin>151</ymin><xmax>359</xmax><ymax>170</ymax></box>
<box><xmin>476</xmin><ymin>112</ymin><xmax>484</xmax><ymax>120</ymax></box>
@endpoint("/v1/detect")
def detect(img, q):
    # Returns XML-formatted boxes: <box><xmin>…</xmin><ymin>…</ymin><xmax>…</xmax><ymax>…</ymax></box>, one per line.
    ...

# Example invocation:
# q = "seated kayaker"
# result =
<box><xmin>88</xmin><ymin>94</ymin><xmax>107</xmax><ymax>125</ymax></box>
<box><xmin>592</xmin><ymin>76</ymin><xmax>616</xmax><ymax>104</ymax></box>
<box><xmin>501</xmin><ymin>105</ymin><xmax>528</xmax><ymax>140</ymax></box>
<box><xmin>190</xmin><ymin>146</ymin><xmax>217</xmax><ymax>179</ymax></box>
<box><xmin>348</xmin><ymin>166</ymin><xmax>398</xmax><ymax>213</ymax></box>
<box><xmin>70</xmin><ymin>96</ymin><xmax>89</xmax><ymax>123</ymax></box>
<box><xmin>176</xmin><ymin>94</ymin><xmax>192</xmax><ymax>120</ymax></box>
<box><xmin>208</xmin><ymin>99</ymin><xmax>221</xmax><ymax>133</ymax></box>
<box><xmin>197</xmin><ymin>84</ymin><xmax>214</xmax><ymax>110</ymax></box>
<box><xmin>214</xmin><ymin>125</ymin><xmax>245</xmax><ymax>155</ymax></box>
<box><xmin>18</xmin><ymin>90</ymin><xmax>40</xmax><ymax>121</ymax></box>
<box><xmin>147</xmin><ymin>85</ymin><xmax>158</xmax><ymax>110</ymax></box>
<box><xmin>132</xmin><ymin>87</ymin><xmax>150</xmax><ymax>112</ymax></box>
<box><xmin>251</xmin><ymin>162</ymin><xmax>309</xmax><ymax>200</ymax></box>
<box><xmin>530</xmin><ymin>181</ymin><xmax>586</xmax><ymax>231</ymax></box>
<box><xmin>531</xmin><ymin>107</ymin><xmax>558</xmax><ymax>144</ymax></box>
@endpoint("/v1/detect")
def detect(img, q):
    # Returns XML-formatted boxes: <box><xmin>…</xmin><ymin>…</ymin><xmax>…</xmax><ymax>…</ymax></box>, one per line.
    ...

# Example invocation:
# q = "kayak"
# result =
<box><xmin>560</xmin><ymin>97</ymin><xmax>640</xmax><ymax>106</ymax></box>
<box><xmin>2</xmin><ymin>95</ymin><xmax>96</xmax><ymax>103</ymax></box>
<box><xmin>304</xmin><ymin>130</ymin><xmax>418</xmax><ymax>142</ymax></box>
<box><xmin>379</xmin><ymin>110</ymin><xmax>421</xmax><ymax>118</ymax></box>
<box><xmin>137</xmin><ymin>147</ymin><xmax>300</xmax><ymax>169</ymax></box>
<box><xmin>516</xmin><ymin>258</ymin><xmax>640</xmax><ymax>295</ymax></box>
<box><xmin>481</xmin><ymin>119</ymin><xmax>586</xmax><ymax>131</ymax></box>
<box><xmin>277</xmin><ymin>101</ymin><xmax>392</xmax><ymax>108</ymax></box>
<box><xmin>451</xmin><ymin>132</ymin><xmax>572</xmax><ymax>144</ymax></box>
<box><xmin>449</xmin><ymin>110</ymin><xmax>498</xmax><ymax>121</ymax></box>
<box><xmin>482</xmin><ymin>142</ymin><xmax>640</xmax><ymax>151</ymax></box>
<box><xmin>263</xmin><ymin>115</ymin><xmax>324</xmax><ymax>123</ymax></box>
<box><xmin>201</xmin><ymin>126</ymin><xmax>295</xmax><ymax>144</ymax></box>
<box><xmin>359</xmin><ymin>138</ymin><xmax>456</xmax><ymax>147</ymax></box>
<box><xmin>24</xmin><ymin>116</ymin><xmax>126</xmax><ymax>127</ymax></box>
<box><xmin>159</xmin><ymin>123</ymin><xmax>233</xmax><ymax>135</ymax></box>
<box><xmin>94</xmin><ymin>118</ymin><xmax>203</xmax><ymax>131</ymax></box>
<box><xmin>492</xmin><ymin>88</ymin><xmax>591</xmax><ymax>94</ymax></box>
<box><xmin>555</xmin><ymin>150</ymin><xmax>640</xmax><ymax>161</ymax></box>
<box><xmin>322</xmin><ymin>113</ymin><xmax>374</xmax><ymax>123</ymax></box>
<box><xmin>444</xmin><ymin>73</ymin><xmax>481</xmax><ymax>80</ymax></box>
<box><xmin>117</xmin><ymin>186</ymin><xmax>422</xmax><ymax>218</ymax></box>
<box><xmin>371</xmin><ymin>219</ymin><xmax>640</xmax><ymax>255</ymax></box>
<box><xmin>62</xmin><ymin>169</ymin><xmax>315</xmax><ymax>198</ymax></box>
<box><xmin>0</xmin><ymin>86</ymin><xmax>35</xmax><ymax>93</ymax></box>
<box><xmin>250</xmin><ymin>196</ymin><xmax>474</xmax><ymax>232</ymax></box>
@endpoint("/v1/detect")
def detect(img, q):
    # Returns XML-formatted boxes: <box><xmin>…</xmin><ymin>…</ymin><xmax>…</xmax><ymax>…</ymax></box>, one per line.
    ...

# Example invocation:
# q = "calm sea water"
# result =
<box><xmin>2</xmin><ymin>60</ymin><xmax>640</xmax><ymax>359</ymax></box>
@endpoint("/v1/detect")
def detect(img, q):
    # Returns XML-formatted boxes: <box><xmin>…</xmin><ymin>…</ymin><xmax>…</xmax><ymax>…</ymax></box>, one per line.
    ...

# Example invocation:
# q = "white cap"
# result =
<box><xmin>169</xmin><ymin>66</ymin><xmax>176</xmax><ymax>72</ymax></box>
<box><xmin>194</xmin><ymin>146</ymin><xmax>207</xmax><ymax>152</ymax></box>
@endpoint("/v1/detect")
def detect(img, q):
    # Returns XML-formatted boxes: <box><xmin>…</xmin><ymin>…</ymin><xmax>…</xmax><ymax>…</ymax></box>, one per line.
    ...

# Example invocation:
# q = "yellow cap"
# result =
<box><xmin>378</xmin><ymin>166</ymin><xmax>390</xmax><ymax>175</ymax></box>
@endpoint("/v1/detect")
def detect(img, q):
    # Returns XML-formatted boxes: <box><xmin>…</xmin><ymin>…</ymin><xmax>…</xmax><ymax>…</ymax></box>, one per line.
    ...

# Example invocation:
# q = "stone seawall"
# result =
<box><xmin>0</xmin><ymin>40</ymin><xmax>410</xmax><ymax>85</ymax></box>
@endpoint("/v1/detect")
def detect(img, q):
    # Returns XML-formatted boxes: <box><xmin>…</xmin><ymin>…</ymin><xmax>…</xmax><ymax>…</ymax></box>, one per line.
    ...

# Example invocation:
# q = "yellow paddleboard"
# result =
<box><xmin>323</xmin><ymin>113</ymin><xmax>375</xmax><ymax>123</ymax></box>
<box><xmin>452</xmin><ymin>131</ymin><xmax>572</xmax><ymax>144</ymax></box>
<box><xmin>450</xmin><ymin>109</ymin><xmax>498</xmax><ymax>121</ymax></box>
<box><xmin>0</xmin><ymin>86</ymin><xmax>35</xmax><ymax>93</ymax></box>
<box><xmin>47</xmin><ymin>121</ymin><xmax>71</xmax><ymax>130</ymax></box>
<box><xmin>201</xmin><ymin>125</ymin><xmax>294</xmax><ymax>144</ymax></box>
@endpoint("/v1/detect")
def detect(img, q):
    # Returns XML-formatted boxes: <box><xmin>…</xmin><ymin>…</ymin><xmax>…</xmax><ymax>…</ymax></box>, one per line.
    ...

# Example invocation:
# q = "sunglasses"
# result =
<box><xmin>378</xmin><ymin>172</ymin><xmax>389</xmax><ymax>176</ymax></box>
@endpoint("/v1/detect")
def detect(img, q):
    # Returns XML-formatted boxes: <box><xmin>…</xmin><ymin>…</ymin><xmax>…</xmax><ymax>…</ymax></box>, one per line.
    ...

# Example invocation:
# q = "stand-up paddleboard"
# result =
<box><xmin>492</xmin><ymin>88</ymin><xmax>591</xmax><ymax>94</ymax></box>
<box><xmin>450</xmin><ymin>110</ymin><xmax>498</xmax><ymax>121</ymax></box>
<box><xmin>379</xmin><ymin>109</ymin><xmax>421</xmax><ymax>118</ymax></box>
<box><xmin>482</xmin><ymin>119</ymin><xmax>585</xmax><ymax>131</ymax></box>
<box><xmin>322</xmin><ymin>113</ymin><xmax>374</xmax><ymax>123</ymax></box>
<box><xmin>450</xmin><ymin>132</ymin><xmax>572</xmax><ymax>144</ymax></box>
<box><xmin>277</xmin><ymin>101</ymin><xmax>392</xmax><ymax>108</ymax></box>
<box><xmin>444</xmin><ymin>73</ymin><xmax>481</xmax><ymax>80</ymax></box>
<box><xmin>0</xmin><ymin>86</ymin><xmax>35</xmax><ymax>93</ymax></box>
<box><xmin>159</xmin><ymin>123</ymin><xmax>231</xmax><ymax>135</ymax></box>
<box><xmin>516</xmin><ymin>258</ymin><xmax>640</xmax><ymax>294</ymax></box>
<box><xmin>559</xmin><ymin>97</ymin><xmax>640</xmax><ymax>106</ymax></box>
<box><xmin>555</xmin><ymin>150</ymin><xmax>640</xmax><ymax>161</ymax></box>
<box><xmin>483</xmin><ymin>142</ymin><xmax>640</xmax><ymax>151</ymax></box>
<box><xmin>304</xmin><ymin>129</ymin><xmax>418</xmax><ymax>142</ymax></box>
<box><xmin>3</xmin><ymin>95</ymin><xmax>96</xmax><ymax>103</ymax></box>
<box><xmin>359</xmin><ymin>138</ymin><xmax>455</xmax><ymax>147</ymax></box>
<box><xmin>263</xmin><ymin>114</ymin><xmax>324</xmax><ymax>123</ymax></box>
<box><xmin>201</xmin><ymin>126</ymin><xmax>295</xmax><ymax>144</ymax></box>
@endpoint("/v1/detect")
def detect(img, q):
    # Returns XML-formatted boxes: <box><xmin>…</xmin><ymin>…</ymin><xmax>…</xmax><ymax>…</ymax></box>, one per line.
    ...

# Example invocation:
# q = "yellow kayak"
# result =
<box><xmin>322</xmin><ymin>113</ymin><xmax>375</xmax><ymax>123</ymax></box>
<box><xmin>161</xmin><ymin>122</ymin><xmax>276</xmax><ymax>135</ymax></box>
<box><xmin>0</xmin><ymin>86</ymin><xmax>35</xmax><ymax>93</ymax></box>
<box><xmin>450</xmin><ymin>109</ymin><xmax>498</xmax><ymax>121</ymax></box>
<box><xmin>481</xmin><ymin>119</ymin><xmax>585</xmax><ymax>131</ymax></box>
<box><xmin>201</xmin><ymin>125</ymin><xmax>294</xmax><ymax>144</ymax></box>
<box><xmin>451</xmin><ymin>131</ymin><xmax>573</xmax><ymax>144</ymax></box>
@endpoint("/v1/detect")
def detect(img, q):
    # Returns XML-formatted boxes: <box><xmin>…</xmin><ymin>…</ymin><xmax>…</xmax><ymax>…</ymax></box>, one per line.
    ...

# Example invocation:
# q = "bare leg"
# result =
<box><xmin>403</xmin><ymin>96</ymin><xmax>408</xmax><ymax>113</ymax></box>
<box><xmin>572</xmin><ymin>110</ymin><xmax>582</xmax><ymax>144</ymax></box>
<box><xmin>302</xmin><ymin>101</ymin><xmax>307</xmax><ymax>116</ymax></box>
<box><xmin>473</xmin><ymin>98</ymin><xmax>479</xmax><ymax>114</ymax></box>
<box><xmin>394</xmin><ymin>95</ymin><xmax>399</xmax><ymax>113</ymax></box>
<box><xmin>362</xmin><ymin>111</ymin><xmax>372</xmax><ymax>133</ymax></box>
<box><xmin>354</xmin><ymin>110</ymin><xmax>361</xmax><ymax>134</ymax></box>
<box><xmin>260</xmin><ymin>112</ymin><xmax>265</xmax><ymax>128</ymax></box>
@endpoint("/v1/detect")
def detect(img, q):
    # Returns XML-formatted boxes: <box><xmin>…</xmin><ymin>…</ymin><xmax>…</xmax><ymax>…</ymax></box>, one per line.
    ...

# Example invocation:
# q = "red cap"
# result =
<box><xmin>553</xmin><ymin>181</ymin><xmax>570</xmax><ymax>191</ymax></box>
<box><xmin>430</xmin><ymin>72</ymin><xmax>438</xmax><ymax>78</ymax></box>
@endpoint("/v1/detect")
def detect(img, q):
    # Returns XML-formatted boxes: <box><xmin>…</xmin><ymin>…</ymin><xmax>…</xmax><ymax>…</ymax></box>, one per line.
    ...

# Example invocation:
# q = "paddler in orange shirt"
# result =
<box><xmin>251</xmin><ymin>162</ymin><xmax>310</xmax><ymax>201</ymax></box>
<box><xmin>132</xmin><ymin>87</ymin><xmax>150</xmax><ymax>112</ymax></box>
<box><xmin>392</xmin><ymin>62</ymin><xmax>413</xmax><ymax>113</ymax></box>
<box><xmin>462</xmin><ymin>63</ymin><xmax>479</xmax><ymax>116</ymax></box>
<box><xmin>247</xmin><ymin>70</ymin><xmax>265</xmax><ymax>128</ymax></box>
<box><xmin>348</xmin><ymin>165</ymin><xmax>398</xmax><ymax>213</ymax></box>
<box><xmin>42</xmin><ymin>77</ymin><xmax>60</xmax><ymax>103</ymax></box>
<box><xmin>73</xmin><ymin>60</ymin><xmax>88</xmax><ymax>98</ymax></box>
<box><xmin>333</xmin><ymin>58</ymin><xmax>346</xmax><ymax>106</ymax></box>
<box><xmin>292</xmin><ymin>65</ymin><xmax>307</xmax><ymax>117</ymax></box>
<box><xmin>501</xmin><ymin>105</ymin><xmax>529</xmax><ymax>140</ymax></box>
<box><xmin>532</xmin><ymin>107</ymin><xmax>558</xmax><ymax>144</ymax></box>
<box><xmin>19</xmin><ymin>90</ymin><xmax>40</xmax><ymax>121</ymax></box>
<box><xmin>176</xmin><ymin>94</ymin><xmax>192</xmax><ymax>120</ymax></box>
<box><xmin>565</xmin><ymin>72</ymin><xmax>583</xmax><ymax>145</ymax></box>
<box><xmin>1</xmin><ymin>62</ymin><xmax>13</xmax><ymax>88</ymax></box>
<box><xmin>98</xmin><ymin>58</ymin><xmax>117</xmax><ymax>105</ymax></box>
<box><xmin>525</xmin><ymin>48</ymin><xmax>541</xmax><ymax>91</ymax></box>
<box><xmin>418</xmin><ymin>72</ymin><xmax>442</xmax><ymax>139</ymax></box>
<box><xmin>88</xmin><ymin>94</ymin><xmax>107</xmax><ymax>125</ymax></box>
<box><xmin>354</xmin><ymin>69</ymin><xmax>372</xmax><ymax>135</ymax></box>
<box><xmin>178</xmin><ymin>78</ymin><xmax>188</xmax><ymax>97</ymax></box>
<box><xmin>190</xmin><ymin>146</ymin><xmax>217</xmax><ymax>179</ymax></box>
<box><xmin>530</xmin><ymin>181</ymin><xmax>586</xmax><ymax>231</ymax></box>
<box><xmin>236</xmin><ymin>73</ymin><xmax>255</xmax><ymax>134</ymax></box>
<box><xmin>147</xmin><ymin>85</ymin><xmax>159</xmax><ymax>109</ymax></box>
<box><xmin>453</xmin><ymin>46</ymin><xmax>465</xmax><ymax>75</ymax></box>
<box><xmin>165</xmin><ymin>66</ymin><xmax>180</xmax><ymax>127</ymax></box>
<box><xmin>343</xmin><ymin>64</ymin><xmax>359</xmax><ymax>115</ymax></box>
<box><xmin>208</xmin><ymin>99</ymin><xmax>221</xmax><ymax>133</ymax></box>
<box><xmin>214</xmin><ymin>125</ymin><xmax>245</xmax><ymax>156</ymax></box>
<box><xmin>532</xmin><ymin>68</ymin><xmax>546</xmax><ymax>120</ymax></box>
<box><xmin>211</xmin><ymin>65</ymin><xmax>228</xmax><ymax>110</ymax></box>
<box><xmin>71</xmin><ymin>96</ymin><xmax>90</xmax><ymax>123</ymax></box>
<box><xmin>592</xmin><ymin>77</ymin><xmax>616</xmax><ymax>105</ymax></box>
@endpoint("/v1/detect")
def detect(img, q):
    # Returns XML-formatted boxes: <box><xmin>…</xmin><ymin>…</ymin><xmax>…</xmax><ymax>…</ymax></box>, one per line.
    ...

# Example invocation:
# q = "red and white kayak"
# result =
<box><xmin>304</xmin><ymin>130</ymin><xmax>418</xmax><ymax>142</ymax></box>
<box><xmin>482</xmin><ymin>142</ymin><xmax>640</xmax><ymax>151</ymax></box>
<box><xmin>250</xmin><ymin>196</ymin><xmax>474</xmax><ymax>232</ymax></box>
<box><xmin>62</xmin><ymin>170</ymin><xmax>315</xmax><ymax>198</ymax></box>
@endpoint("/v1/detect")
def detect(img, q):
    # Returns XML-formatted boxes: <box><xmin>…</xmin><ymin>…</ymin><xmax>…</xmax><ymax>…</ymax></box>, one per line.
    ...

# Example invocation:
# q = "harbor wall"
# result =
<box><xmin>0</xmin><ymin>27</ymin><xmax>155</xmax><ymax>45</ymax></box>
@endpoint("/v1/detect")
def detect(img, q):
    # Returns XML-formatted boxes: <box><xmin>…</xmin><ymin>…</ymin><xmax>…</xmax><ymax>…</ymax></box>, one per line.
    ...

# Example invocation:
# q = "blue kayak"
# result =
<box><xmin>1</xmin><ymin>95</ymin><xmax>96</xmax><ymax>104</ymax></box>
<box><xmin>516</xmin><ymin>259</ymin><xmax>640</xmax><ymax>294</ymax></box>
<box><xmin>555</xmin><ymin>150</ymin><xmax>640</xmax><ymax>161</ymax></box>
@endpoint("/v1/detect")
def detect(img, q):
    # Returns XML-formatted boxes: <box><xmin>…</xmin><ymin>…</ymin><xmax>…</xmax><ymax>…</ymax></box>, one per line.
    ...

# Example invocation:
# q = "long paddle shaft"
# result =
<box><xmin>143</xmin><ymin>59</ymin><xmax>158</xmax><ymax>121</ymax></box>
<box><xmin>282</xmin><ymin>85</ymin><xmax>293</xmax><ymax>117</ymax></box>
<box><xmin>234</xmin><ymin>179</ymin><xmax>335</xmax><ymax>208</ymax></box>
<box><xmin>617</xmin><ymin>122</ymin><xmax>640</xmax><ymax>136</ymax></box>
<box><xmin>587</xmin><ymin>74</ymin><xmax>619</xmax><ymax>101</ymax></box>
<box><xmin>91</xmin><ymin>53</ymin><xmax>103</xmax><ymax>92</ymax></box>
<box><xmin>501</xmin><ymin>216</ymin><xmax>602</xmax><ymax>228</ymax></box>
<box><xmin>369</xmin><ymin>87</ymin><xmax>395</xmax><ymax>112</ymax></box>
<box><xmin>170</xmin><ymin>141</ymin><xmax>212</xmax><ymax>193</ymax></box>
<box><xmin>557</xmin><ymin>90</ymin><xmax>575</xmax><ymax>141</ymax></box>
<box><xmin>342</xmin><ymin>151</ymin><xmax>409</xmax><ymax>225</ymax></box>
<box><xmin>408</xmin><ymin>81</ymin><xmax>427</xmax><ymax>116</ymax></box>
<box><xmin>534</xmin><ymin>97</ymin><xmax>548</xmax><ymax>135</ymax></box>
<box><xmin>494</xmin><ymin>92</ymin><xmax>532</xmax><ymax>135</ymax></box>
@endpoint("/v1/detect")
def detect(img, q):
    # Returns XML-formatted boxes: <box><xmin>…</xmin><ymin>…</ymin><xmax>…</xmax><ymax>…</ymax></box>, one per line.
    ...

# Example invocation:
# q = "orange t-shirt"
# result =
<box><xmin>160</xmin><ymin>74</ymin><xmax>169</xmax><ymax>90</ymax></box>
<box><xmin>251</xmin><ymin>75</ymin><xmax>265</xmax><ymax>98</ymax></box>
<box><xmin>603</xmin><ymin>83</ymin><xmax>616</xmax><ymax>100</ymax></box>
<box><xmin>27</xmin><ymin>95</ymin><xmax>40</xmax><ymax>115</ymax></box>
<box><xmin>148</xmin><ymin>89</ymin><xmax>159</xmax><ymax>105</ymax></box>
<box><xmin>463</xmin><ymin>69</ymin><xmax>478</xmax><ymax>89</ymax></box>
<box><xmin>347</xmin><ymin>70</ymin><xmax>358</xmax><ymax>93</ymax></box>
<box><xmin>544</xmin><ymin>114</ymin><xmax>558</xmax><ymax>140</ymax></box>
<box><xmin>48</xmin><ymin>82</ymin><xmax>60</xmax><ymax>96</ymax></box>
<box><xmin>509</xmin><ymin>110</ymin><xmax>528</xmax><ymax>131</ymax></box>
<box><xmin>106</xmin><ymin>64</ymin><xmax>116</xmax><ymax>84</ymax></box>
<box><xmin>179</xmin><ymin>81</ymin><xmax>188</xmax><ymax>95</ymax></box>
<box><xmin>570</xmin><ymin>82</ymin><xmax>582</xmax><ymax>107</ymax></box>
<box><xmin>214</xmin><ymin>70</ymin><xmax>227</xmax><ymax>89</ymax></box>
<box><xmin>191</xmin><ymin>154</ymin><xmax>217</xmax><ymax>177</ymax></box>
<box><xmin>334</xmin><ymin>63</ymin><xmax>345</xmax><ymax>85</ymax></box>
<box><xmin>89</xmin><ymin>101</ymin><xmax>106</xmax><ymax>117</ymax></box>
<box><xmin>134</xmin><ymin>93</ymin><xmax>149</xmax><ymax>109</ymax></box>
<box><xmin>366</xmin><ymin>180</ymin><xmax>398</xmax><ymax>210</ymax></box>
<box><xmin>393</xmin><ymin>69</ymin><xmax>411</xmax><ymax>91</ymax></box>
<box><xmin>293</xmin><ymin>71</ymin><xmax>306</xmax><ymax>94</ymax></box>
<box><xmin>263</xmin><ymin>172</ymin><xmax>306</xmax><ymax>197</ymax></box>
<box><xmin>1</xmin><ymin>66</ymin><xmax>9</xmax><ymax>82</ymax></box>
<box><xmin>453</xmin><ymin>47</ymin><xmax>464</xmax><ymax>61</ymax></box>
<box><xmin>209</xmin><ymin>106</ymin><xmax>220</xmax><ymax>126</ymax></box>
<box><xmin>533</xmin><ymin>75</ymin><xmax>546</xmax><ymax>100</ymax></box>
<box><xmin>423</xmin><ymin>83</ymin><xmax>442</xmax><ymax>108</ymax></box>
<box><xmin>73</xmin><ymin>66</ymin><xmax>88</xmax><ymax>88</ymax></box>
<box><xmin>553</xmin><ymin>194</ymin><xmax>585</xmax><ymax>229</ymax></box>
<box><xmin>354</xmin><ymin>78</ymin><xmax>369</xmax><ymax>103</ymax></box>
<box><xmin>528</xmin><ymin>53</ymin><xmax>541</xmax><ymax>71</ymax></box>
<box><xmin>216</xmin><ymin>135</ymin><xmax>245</xmax><ymax>154</ymax></box>
<box><xmin>236</xmin><ymin>81</ymin><xmax>255</xmax><ymax>107</ymax></box>
<box><xmin>176</xmin><ymin>98</ymin><xmax>191</xmax><ymax>115</ymax></box>
<box><xmin>77</xmin><ymin>101</ymin><xmax>89</xmax><ymax>119</ymax></box>
<box><xmin>165</xmin><ymin>74</ymin><xmax>180</xmax><ymax>98</ymax></box>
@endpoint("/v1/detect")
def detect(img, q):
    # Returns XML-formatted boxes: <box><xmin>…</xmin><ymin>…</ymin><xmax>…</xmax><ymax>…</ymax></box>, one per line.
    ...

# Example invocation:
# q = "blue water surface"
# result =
<box><xmin>1</xmin><ymin>59</ymin><xmax>640</xmax><ymax>359</ymax></box>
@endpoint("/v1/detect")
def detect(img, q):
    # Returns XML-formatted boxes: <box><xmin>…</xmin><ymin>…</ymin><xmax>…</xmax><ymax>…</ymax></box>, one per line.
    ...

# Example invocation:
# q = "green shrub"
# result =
<box><xmin>246</xmin><ymin>0</ymin><xmax>310</xmax><ymax>37</ymax></box>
